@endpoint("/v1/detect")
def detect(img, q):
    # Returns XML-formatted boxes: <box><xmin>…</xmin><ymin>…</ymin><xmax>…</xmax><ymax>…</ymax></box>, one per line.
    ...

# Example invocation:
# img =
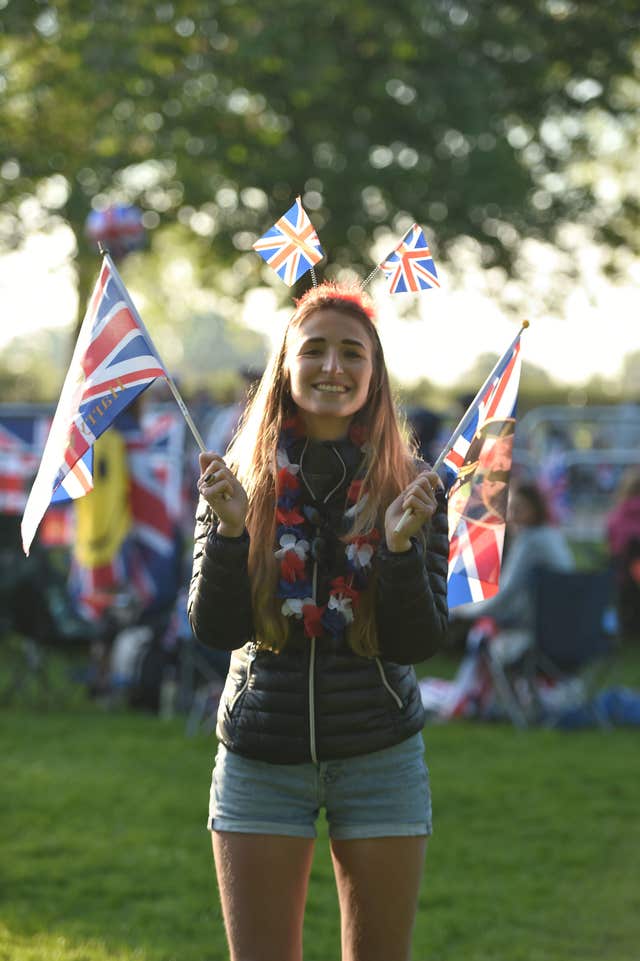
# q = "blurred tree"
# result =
<box><xmin>0</xmin><ymin>328</ymin><xmax>70</xmax><ymax>400</ymax></box>
<box><xmin>119</xmin><ymin>225</ymin><xmax>267</xmax><ymax>383</ymax></box>
<box><xmin>620</xmin><ymin>351</ymin><xmax>640</xmax><ymax>398</ymax></box>
<box><xmin>0</xmin><ymin>0</ymin><xmax>638</xmax><ymax>317</ymax></box>
<box><xmin>395</xmin><ymin>376</ymin><xmax>443</xmax><ymax>409</ymax></box>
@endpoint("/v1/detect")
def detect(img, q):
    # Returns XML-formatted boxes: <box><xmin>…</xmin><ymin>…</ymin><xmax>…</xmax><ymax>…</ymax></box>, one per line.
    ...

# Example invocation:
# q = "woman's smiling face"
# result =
<box><xmin>285</xmin><ymin>308</ymin><xmax>374</xmax><ymax>439</ymax></box>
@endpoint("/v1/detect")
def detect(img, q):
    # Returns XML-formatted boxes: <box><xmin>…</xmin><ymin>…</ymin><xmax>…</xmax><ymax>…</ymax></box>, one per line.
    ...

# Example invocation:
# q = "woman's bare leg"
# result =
<box><xmin>212</xmin><ymin>832</ymin><xmax>315</xmax><ymax>961</ymax></box>
<box><xmin>330</xmin><ymin>836</ymin><xmax>427</xmax><ymax>961</ymax></box>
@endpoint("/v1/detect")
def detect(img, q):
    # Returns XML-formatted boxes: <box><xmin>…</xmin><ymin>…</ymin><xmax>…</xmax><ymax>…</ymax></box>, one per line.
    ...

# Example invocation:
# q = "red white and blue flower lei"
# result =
<box><xmin>275</xmin><ymin>416</ymin><xmax>380</xmax><ymax>640</ymax></box>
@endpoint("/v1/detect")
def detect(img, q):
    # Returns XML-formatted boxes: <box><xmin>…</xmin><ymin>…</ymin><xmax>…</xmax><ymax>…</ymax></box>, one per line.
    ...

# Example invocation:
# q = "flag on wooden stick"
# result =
<box><xmin>441</xmin><ymin>328</ymin><xmax>525</xmax><ymax>607</ymax></box>
<box><xmin>21</xmin><ymin>255</ymin><xmax>168</xmax><ymax>554</ymax></box>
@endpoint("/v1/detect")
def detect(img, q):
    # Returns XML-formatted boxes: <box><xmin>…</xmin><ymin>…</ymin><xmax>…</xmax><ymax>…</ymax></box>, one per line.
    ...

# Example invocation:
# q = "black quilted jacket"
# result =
<box><xmin>188</xmin><ymin>437</ymin><xmax>449</xmax><ymax>764</ymax></box>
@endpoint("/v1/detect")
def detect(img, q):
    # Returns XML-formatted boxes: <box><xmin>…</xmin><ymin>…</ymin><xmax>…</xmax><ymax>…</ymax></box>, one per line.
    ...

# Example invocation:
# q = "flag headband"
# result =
<box><xmin>252</xmin><ymin>195</ymin><xmax>441</xmax><ymax>298</ymax></box>
<box><xmin>291</xmin><ymin>281</ymin><xmax>377</xmax><ymax>324</ymax></box>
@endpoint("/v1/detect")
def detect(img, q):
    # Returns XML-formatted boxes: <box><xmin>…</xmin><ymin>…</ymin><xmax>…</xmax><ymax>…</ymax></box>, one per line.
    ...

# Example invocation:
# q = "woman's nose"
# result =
<box><xmin>322</xmin><ymin>348</ymin><xmax>343</xmax><ymax>373</ymax></box>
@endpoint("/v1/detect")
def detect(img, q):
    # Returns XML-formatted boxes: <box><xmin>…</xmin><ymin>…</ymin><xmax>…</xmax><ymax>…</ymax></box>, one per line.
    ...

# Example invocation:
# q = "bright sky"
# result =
<box><xmin>2</xmin><ymin>227</ymin><xmax>639</xmax><ymax>389</ymax></box>
<box><xmin>0</xmin><ymin>229</ymin><xmax>78</xmax><ymax>348</ymax></box>
<box><xmin>242</xmin><ymin>232</ymin><xmax>640</xmax><ymax>388</ymax></box>
<box><xmin>377</xmin><ymin>275</ymin><xmax>640</xmax><ymax>387</ymax></box>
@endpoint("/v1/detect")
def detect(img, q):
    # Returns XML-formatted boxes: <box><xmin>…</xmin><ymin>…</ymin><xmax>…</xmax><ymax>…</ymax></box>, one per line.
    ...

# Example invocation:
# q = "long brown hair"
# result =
<box><xmin>226</xmin><ymin>281</ymin><xmax>419</xmax><ymax>655</ymax></box>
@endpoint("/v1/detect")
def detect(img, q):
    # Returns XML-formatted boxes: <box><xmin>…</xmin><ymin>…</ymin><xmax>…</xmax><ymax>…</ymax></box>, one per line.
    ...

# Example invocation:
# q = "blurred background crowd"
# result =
<box><xmin>2</xmin><ymin>386</ymin><xmax>639</xmax><ymax>727</ymax></box>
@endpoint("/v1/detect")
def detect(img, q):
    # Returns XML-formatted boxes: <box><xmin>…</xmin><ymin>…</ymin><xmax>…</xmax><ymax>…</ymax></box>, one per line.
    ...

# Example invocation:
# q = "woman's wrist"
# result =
<box><xmin>386</xmin><ymin>534</ymin><xmax>412</xmax><ymax>554</ymax></box>
<box><xmin>217</xmin><ymin>520</ymin><xmax>245</xmax><ymax>539</ymax></box>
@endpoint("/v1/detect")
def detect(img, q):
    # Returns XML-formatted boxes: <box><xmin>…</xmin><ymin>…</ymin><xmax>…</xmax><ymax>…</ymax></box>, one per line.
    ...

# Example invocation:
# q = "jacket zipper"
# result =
<box><xmin>308</xmin><ymin>545</ymin><xmax>319</xmax><ymax>764</ymax></box>
<box><xmin>375</xmin><ymin>657</ymin><xmax>404</xmax><ymax>710</ymax></box>
<box><xmin>229</xmin><ymin>644</ymin><xmax>256</xmax><ymax>713</ymax></box>
<box><xmin>298</xmin><ymin>444</ymin><xmax>349</xmax><ymax>766</ymax></box>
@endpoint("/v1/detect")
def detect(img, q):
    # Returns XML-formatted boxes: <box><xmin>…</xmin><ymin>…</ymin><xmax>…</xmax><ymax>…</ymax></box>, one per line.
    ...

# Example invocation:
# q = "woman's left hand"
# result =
<box><xmin>384</xmin><ymin>470</ymin><xmax>443</xmax><ymax>553</ymax></box>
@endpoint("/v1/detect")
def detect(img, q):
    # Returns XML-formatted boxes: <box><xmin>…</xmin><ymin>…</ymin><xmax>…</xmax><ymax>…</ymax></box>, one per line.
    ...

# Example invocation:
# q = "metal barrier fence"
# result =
<box><xmin>513</xmin><ymin>403</ymin><xmax>640</xmax><ymax>542</ymax></box>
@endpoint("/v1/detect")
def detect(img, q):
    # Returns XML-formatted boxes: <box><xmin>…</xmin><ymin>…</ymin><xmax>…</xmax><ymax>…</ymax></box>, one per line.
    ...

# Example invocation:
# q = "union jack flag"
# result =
<box><xmin>441</xmin><ymin>331</ymin><xmax>523</xmax><ymax>607</ymax></box>
<box><xmin>379</xmin><ymin>224</ymin><xmax>440</xmax><ymax>294</ymax></box>
<box><xmin>124</xmin><ymin>406</ymin><xmax>186</xmax><ymax>608</ymax></box>
<box><xmin>68</xmin><ymin>406</ymin><xmax>186</xmax><ymax>621</ymax></box>
<box><xmin>69</xmin><ymin>544</ymin><xmax>135</xmax><ymax>623</ymax></box>
<box><xmin>0</xmin><ymin>409</ymin><xmax>51</xmax><ymax>515</ymax></box>
<box><xmin>252</xmin><ymin>196</ymin><xmax>324</xmax><ymax>286</ymax></box>
<box><xmin>0</xmin><ymin>407</ymin><xmax>74</xmax><ymax>547</ymax></box>
<box><xmin>21</xmin><ymin>255</ymin><xmax>168</xmax><ymax>555</ymax></box>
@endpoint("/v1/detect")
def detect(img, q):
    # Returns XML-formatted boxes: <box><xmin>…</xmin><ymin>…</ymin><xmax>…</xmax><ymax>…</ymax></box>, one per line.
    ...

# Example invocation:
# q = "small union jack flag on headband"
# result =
<box><xmin>252</xmin><ymin>196</ymin><xmax>324</xmax><ymax>286</ymax></box>
<box><xmin>379</xmin><ymin>224</ymin><xmax>440</xmax><ymax>294</ymax></box>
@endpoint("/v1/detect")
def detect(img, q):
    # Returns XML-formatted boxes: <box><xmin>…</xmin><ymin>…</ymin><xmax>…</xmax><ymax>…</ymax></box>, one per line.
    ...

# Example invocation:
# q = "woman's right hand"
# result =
<box><xmin>197</xmin><ymin>451</ymin><xmax>248</xmax><ymax>538</ymax></box>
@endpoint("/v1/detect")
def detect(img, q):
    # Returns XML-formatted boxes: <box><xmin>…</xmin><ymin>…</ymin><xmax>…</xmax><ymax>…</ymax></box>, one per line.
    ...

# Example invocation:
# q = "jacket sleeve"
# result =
<box><xmin>375</xmin><ymin>490</ymin><xmax>449</xmax><ymax>664</ymax></box>
<box><xmin>187</xmin><ymin>497</ymin><xmax>254</xmax><ymax>650</ymax></box>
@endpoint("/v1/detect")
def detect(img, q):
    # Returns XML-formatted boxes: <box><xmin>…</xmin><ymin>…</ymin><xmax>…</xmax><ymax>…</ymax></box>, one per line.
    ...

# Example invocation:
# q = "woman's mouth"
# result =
<box><xmin>313</xmin><ymin>383</ymin><xmax>349</xmax><ymax>393</ymax></box>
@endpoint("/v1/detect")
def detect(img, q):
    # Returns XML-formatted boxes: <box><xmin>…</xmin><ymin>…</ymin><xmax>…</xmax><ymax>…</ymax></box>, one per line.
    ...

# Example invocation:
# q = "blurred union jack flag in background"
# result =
<box><xmin>252</xmin><ymin>196</ymin><xmax>324</xmax><ymax>286</ymax></box>
<box><xmin>379</xmin><ymin>224</ymin><xmax>440</xmax><ymax>294</ymax></box>
<box><xmin>440</xmin><ymin>331</ymin><xmax>523</xmax><ymax>607</ymax></box>
<box><xmin>124</xmin><ymin>407</ymin><xmax>186</xmax><ymax>611</ymax></box>
<box><xmin>68</xmin><ymin>406</ymin><xmax>186</xmax><ymax>622</ymax></box>
<box><xmin>0</xmin><ymin>411</ymin><xmax>51</xmax><ymax>515</ymax></box>
<box><xmin>21</xmin><ymin>255</ymin><xmax>168</xmax><ymax>555</ymax></box>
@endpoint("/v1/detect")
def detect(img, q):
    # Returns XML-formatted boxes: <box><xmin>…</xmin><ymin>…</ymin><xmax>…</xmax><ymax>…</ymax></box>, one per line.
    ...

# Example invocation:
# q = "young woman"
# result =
<box><xmin>189</xmin><ymin>282</ymin><xmax>449</xmax><ymax>961</ymax></box>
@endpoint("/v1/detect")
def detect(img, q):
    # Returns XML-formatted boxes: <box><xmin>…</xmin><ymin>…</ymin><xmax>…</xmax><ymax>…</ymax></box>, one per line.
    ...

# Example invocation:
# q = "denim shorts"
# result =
<box><xmin>207</xmin><ymin>731</ymin><xmax>432</xmax><ymax>840</ymax></box>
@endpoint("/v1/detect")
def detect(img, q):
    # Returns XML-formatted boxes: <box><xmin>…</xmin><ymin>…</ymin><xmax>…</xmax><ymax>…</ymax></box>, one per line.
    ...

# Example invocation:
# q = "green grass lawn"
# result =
<box><xmin>1</xmin><ymin>643</ymin><xmax>640</xmax><ymax>961</ymax></box>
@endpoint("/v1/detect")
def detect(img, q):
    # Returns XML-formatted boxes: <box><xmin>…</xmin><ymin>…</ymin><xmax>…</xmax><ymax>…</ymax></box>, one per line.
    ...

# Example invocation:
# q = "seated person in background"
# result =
<box><xmin>451</xmin><ymin>481</ymin><xmax>575</xmax><ymax>664</ymax></box>
<box><xmin>605</xmin><ymin>467</ymin><xmax>640</xmax><ymax>636</ymax></box>
<box><xmin>406</xmin><ymin>405</ymin><xmax>442</xmax><ymax>465</ymax></box>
